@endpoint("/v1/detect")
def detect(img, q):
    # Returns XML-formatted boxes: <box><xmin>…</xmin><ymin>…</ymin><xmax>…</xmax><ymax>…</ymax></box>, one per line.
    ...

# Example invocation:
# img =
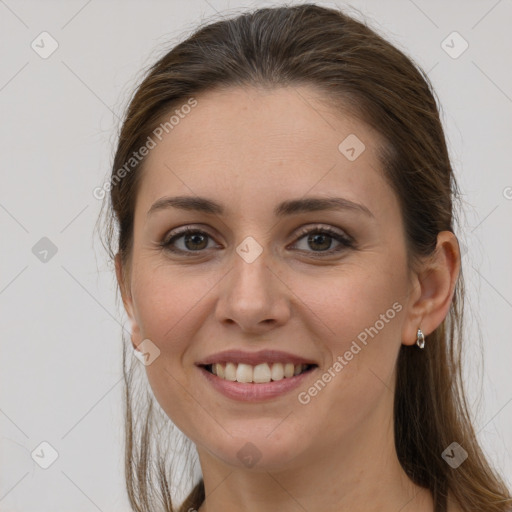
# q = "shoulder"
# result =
<box><xmin>447</xmin><ymin>493</ymin><xmax>464</xmax><ymax>512</ymax></box>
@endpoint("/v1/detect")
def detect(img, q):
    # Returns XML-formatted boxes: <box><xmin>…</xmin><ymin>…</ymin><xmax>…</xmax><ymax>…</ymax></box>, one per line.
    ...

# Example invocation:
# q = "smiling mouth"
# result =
<box><xmin>201</xmin><ymin>362</ymin><xmax>318</xmax><ymax>384</ymax></box>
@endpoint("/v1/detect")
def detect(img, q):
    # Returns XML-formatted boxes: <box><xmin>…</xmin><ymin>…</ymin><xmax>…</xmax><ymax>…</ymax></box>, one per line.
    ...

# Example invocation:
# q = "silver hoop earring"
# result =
<box><xmin>416</xmin><ymin>328</ymin><xmax>425</xmax><ymax>349</ymax></box>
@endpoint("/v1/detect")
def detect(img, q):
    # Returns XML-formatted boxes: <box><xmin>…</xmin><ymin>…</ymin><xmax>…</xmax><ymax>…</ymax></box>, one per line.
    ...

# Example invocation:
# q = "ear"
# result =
<box><xmin>401</xmin><ymin>231</ymin><xmax>461</xmax><ymax>346</ymax></box>
<box><xmin>115</xmin><ymin>253</ymin><xmax>142</xmax><ymax>350</ymax></box>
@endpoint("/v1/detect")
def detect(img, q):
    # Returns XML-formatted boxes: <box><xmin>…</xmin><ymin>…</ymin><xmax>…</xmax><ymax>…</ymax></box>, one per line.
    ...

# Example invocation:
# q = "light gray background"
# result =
<box><xmin>1</xmin><ymin>0</ymin><xmax>511</xmax><ymax>510</ymax></box>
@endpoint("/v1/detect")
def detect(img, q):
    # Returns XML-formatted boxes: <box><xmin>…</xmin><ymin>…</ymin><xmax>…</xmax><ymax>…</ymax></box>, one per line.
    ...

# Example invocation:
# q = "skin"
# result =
<box><xmin>116</xmin><ymin>86</ymin><xmax>461</xmax><ymax>512</ymax></box>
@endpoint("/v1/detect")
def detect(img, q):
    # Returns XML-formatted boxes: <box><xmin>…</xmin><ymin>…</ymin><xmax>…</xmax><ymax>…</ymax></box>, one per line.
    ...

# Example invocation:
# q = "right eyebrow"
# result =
<box><xmin>147</xmin><ymin>196</ymin><xmax>223</xmax><ymax>216</ymax></box>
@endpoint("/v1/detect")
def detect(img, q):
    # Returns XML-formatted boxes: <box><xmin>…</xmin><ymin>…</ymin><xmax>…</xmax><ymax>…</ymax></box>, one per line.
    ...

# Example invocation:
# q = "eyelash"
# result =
<box><xmin>160</xmin><ymin>224</ymin><xmax>354</xmax><ymax>257</ymax></box>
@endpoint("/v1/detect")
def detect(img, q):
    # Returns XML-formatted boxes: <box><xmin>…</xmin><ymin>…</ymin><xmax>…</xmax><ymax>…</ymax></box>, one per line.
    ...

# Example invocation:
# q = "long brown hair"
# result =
<box><xmin>100</xmin><ymin>4</ymin><xmax>512</xmax><ymax>511</ymax></box>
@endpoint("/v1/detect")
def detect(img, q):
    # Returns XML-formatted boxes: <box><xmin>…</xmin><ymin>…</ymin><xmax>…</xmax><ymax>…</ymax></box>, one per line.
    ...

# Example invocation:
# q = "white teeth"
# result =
<box><xmin>236</xmin><ymin>363</ymin><xmax>253</xmax><ymax>383</ymax></box>
<box><xmin>208</xmin><ymin>362</ymin><xmax>311</xmax><ymax>383</ymax></box>
<box><xmin>224</xmin><ymin>362</ymin><xmax>237</xmax><ymax>381</ymax></box>
<box><xmin>270</xmin><ymin>362</ymin><xmax>284</xmax><ymax>381</ymax></box>
<box><xmin>253</xmin><ymin>363</ymin><xmax>272</xmax><ymax>383</ymax></box>
<box><xmin>284</xmin><ymin>363</ymin><xmax>295</xmax><ymax>378</ymax></box>
<box><xmin>215</xmin><ymin>363</ymin><xmax>225</xmax><ymax>379</ymax></box>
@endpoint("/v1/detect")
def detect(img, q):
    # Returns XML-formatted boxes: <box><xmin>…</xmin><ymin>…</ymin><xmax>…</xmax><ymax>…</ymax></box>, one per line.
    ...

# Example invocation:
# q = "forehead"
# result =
<box><xmin>135</xmin><ymin>86</ymin><xmax>395</xmax><ymax>220</ymax></box>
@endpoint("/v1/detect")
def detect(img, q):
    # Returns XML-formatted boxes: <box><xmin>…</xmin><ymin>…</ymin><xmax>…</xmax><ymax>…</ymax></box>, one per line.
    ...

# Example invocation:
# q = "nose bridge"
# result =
<box><xmin>215</xmin><ymin>242</ymin><xmax>290</xmax><ymax>329</ymax></box>
<box><xmin>228</xmin><ymin>247</ymin><xmax>275</xmax><ymax>305</ymax></box>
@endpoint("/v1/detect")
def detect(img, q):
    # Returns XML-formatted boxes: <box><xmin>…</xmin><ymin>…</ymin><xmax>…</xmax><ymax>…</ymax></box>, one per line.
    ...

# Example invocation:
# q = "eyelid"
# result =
<box><xmin>160</xmin><ymin>225</ymin><xmax>221</xmax><ymax>253</ymax></box>
<box><xmin>160</xmin><ymin>223</ymin><xmax>354</xmax><ymax>255</ymax></box>
<box><xmin>161</xmin><ymin>224</ymin><xmax>217</xmax><ymax>244</ymax></box>
<box><xmin>288</xmin><ymin>224</ymin><xmax>354</xmax><ymax>256</ymax></box>
<box><xmin>291</xmin><ymin>223</ymin><xmax>353</xmax><ymax>244</ymax></box>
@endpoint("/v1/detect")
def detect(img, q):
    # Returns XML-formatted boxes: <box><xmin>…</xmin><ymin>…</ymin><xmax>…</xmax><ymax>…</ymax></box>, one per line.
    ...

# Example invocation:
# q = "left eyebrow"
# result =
<box><xmin>146</xmin><ymin>195</ymin><xmax>374</xmax><ymax>219</ymax></box>
<box><xmin>274</xmin><ymin>197</ymin><xmax>374</xmax><ymax>219</ymax></box>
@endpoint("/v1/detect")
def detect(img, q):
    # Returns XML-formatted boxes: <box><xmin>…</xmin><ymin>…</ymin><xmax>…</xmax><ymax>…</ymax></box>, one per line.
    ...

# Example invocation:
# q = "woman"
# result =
<box><xmin>100</xmin><ymin>4</ymin><xmax>512</xmax><ymax>511</ymax></box>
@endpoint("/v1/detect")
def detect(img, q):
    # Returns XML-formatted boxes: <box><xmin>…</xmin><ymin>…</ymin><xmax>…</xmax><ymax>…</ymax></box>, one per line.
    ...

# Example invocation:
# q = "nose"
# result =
<box><xmin>215</xmin><ymin>251</ymin><xmax>291</xmax><ymax>333</ymax></box>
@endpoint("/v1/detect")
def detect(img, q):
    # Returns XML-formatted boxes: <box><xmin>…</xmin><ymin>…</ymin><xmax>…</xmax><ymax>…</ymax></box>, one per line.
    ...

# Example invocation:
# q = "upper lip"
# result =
<box><xmin>196</xmin><ymin>349</ymin><xmax>319</xmax><ymax>367</ymax></box>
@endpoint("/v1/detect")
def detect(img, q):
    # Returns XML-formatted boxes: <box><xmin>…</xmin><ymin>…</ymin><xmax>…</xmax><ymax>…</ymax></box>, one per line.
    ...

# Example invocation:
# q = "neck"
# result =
<box><xmin>196</xmin><ymin>396</ymin><xmax>433</xmax><ymax>512</ymax></box>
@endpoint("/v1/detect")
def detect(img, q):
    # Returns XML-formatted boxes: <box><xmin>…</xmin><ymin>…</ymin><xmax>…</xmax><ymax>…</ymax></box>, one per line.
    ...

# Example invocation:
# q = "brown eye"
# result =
<box><xmin>306</xmin><ymin>232</ymin><xmax>334</xmax><ymax>251</ymax></box>
<box><xmin>162</xmin><ymin>228</ymin><xmax>217</xmax><ymax>253</ymax></box>
<box><xmin>292</xmin><ymin>226</ymin><xmax>354</xmax><ymax>255</ymax></box>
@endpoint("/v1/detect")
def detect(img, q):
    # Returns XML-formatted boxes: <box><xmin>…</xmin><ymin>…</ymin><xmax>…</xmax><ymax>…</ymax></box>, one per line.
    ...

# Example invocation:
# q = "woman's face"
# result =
<box><xmin>119</xmin><ymin>86</ymin><xmax>422</xmax><ymax>471</ymax></box>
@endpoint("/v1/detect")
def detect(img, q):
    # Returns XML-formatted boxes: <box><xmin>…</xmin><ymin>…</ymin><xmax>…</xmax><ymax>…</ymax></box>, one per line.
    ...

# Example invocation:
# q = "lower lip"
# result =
<box><xmin>198</xmin><ymin>365</ymin><xmax>317</xmax><ymax>402</ymax></box>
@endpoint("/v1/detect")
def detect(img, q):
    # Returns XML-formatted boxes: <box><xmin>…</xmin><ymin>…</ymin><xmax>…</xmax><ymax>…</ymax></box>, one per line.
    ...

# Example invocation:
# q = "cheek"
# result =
<box><xmin>130</xmin><ymin>267</ymin><xmax>206</xmax><ymax>427</ymax></box>
<box><xmin>130</xmin><ymin>264</ymin><xmax>197</xmax><ymax>347</ymax></box>
<box><xmin>291</xmin><ymin>255</ymin><xmax>408</xmax><ymax>411</ymax></box>
<box><xmin>289</xmin><ymin>263</ymin><xmax>406</xmax><ymax>437</ymax></box>
<box><xmin>295</xmin><ymin>258</ymin><xmax>406</xmax><ymax>346</ymax></box>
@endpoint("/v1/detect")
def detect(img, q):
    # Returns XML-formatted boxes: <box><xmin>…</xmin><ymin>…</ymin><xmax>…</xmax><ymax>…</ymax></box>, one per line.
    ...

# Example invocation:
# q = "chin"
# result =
<box><xmin>201</xmin><ymin>429</ymin><xmax>308</xmax><ymax>472</ymax></box>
